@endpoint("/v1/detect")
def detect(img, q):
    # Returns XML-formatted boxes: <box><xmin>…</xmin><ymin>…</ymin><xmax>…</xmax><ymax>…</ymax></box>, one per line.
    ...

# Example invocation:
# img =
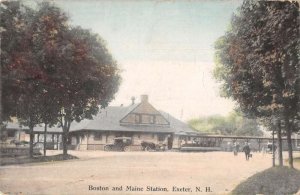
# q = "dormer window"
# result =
<box><xmin>141</xmin><ymin>114</ymin><xmax>155</xmax><ymax>124</ymax></box>
<box><xmin>119</xmin><ymin>95</ymin><xmax>170</xmax><ymax>127</ymax></box>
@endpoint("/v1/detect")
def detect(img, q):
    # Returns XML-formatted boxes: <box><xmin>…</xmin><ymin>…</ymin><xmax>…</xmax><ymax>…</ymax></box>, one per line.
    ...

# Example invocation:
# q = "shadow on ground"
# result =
<box><xmin>0</xmin><ymin>154</ymin><xmax>78</xmax><ymax>166</ymax></box>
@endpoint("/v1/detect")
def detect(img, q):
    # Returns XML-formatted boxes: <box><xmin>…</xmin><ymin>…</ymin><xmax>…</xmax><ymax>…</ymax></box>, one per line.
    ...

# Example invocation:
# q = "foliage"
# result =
<box><xmin>1</xmin><ymin>1</ymin><xmax>36</xmax><ymax>122</ymax></box>
<box><xmin>0</xmin><ymin>1</ymin><xmax>121</xmax><ymax>157</ymax></box>
<box><xmin>214</xmin><ymin>1</ymin><xmax>299</xmax><ymax>118</ymax></box>
<box><xmin>188</xmin><ymin>111</ymin><xmax>263</xmax><ymax>136</ymax></box>
<box><xmin>54</xmin><ymin>26</ymin><xmax>121</xmax><ymax>156</ymax></box>
<box><xmin>213</xmin><ymin>0</ymin><xmax>299</xmax><ymax>167</ymax></box>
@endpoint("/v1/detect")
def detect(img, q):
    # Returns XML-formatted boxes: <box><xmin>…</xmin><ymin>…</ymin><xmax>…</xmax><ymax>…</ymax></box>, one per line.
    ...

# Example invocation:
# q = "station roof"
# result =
<box><xmin>4</xmin><ymin>105</ymin><xmax>197</xmax><ymax>135</ymax></box>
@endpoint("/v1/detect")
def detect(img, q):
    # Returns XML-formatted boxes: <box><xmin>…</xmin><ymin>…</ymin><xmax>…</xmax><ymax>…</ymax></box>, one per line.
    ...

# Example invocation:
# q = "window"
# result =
<box><xmin>141</xmin><ymin>114</ymin><xmax>155</xmax><ymax>124</ymax></box>
<box><xmin>94</xmin><ymin>132</ymin><xmax>102</xmax><ymax>141</ymax></box>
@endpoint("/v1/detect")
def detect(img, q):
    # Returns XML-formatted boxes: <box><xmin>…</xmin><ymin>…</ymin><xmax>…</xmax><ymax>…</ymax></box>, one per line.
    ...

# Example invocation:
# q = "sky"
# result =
<box><xmin>46</xmin><ymin>0</ymin><xmax>242</xmax><ymax>121</ymax></box>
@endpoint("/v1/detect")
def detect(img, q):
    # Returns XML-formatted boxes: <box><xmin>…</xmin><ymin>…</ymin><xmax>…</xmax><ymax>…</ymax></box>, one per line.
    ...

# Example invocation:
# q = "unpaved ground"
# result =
<box><xmin>0</xmin><ymin>151</ymin><xmax>299</xmax><ymax>195</ymax></box>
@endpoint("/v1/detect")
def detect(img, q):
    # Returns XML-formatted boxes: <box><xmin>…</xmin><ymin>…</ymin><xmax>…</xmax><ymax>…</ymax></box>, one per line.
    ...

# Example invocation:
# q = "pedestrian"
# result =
<box><xmin>233</xmin><ymin>142</ymin><xmax>240</xmax><ymax>156</ymax></box>
<box><xmin>242</xmin><ymin>142</ymin><xmax>251</xmax><ymax>160</ymax></box>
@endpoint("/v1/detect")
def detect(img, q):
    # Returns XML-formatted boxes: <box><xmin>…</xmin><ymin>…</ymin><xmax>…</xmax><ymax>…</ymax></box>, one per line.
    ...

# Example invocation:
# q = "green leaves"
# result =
<box><xmin>213</xmin><ymin>1</ymin><xmax>299</xmax><ymax>121</ymax></box>
<box><xmin>1</xmin><ymin>1</ymin><xmax>121</xmax><ymax>157</ymax></box>
<box><xmin>188</xmin><ymin>111</ymin><xmax>262</xmax><ymax>136</ymax></box>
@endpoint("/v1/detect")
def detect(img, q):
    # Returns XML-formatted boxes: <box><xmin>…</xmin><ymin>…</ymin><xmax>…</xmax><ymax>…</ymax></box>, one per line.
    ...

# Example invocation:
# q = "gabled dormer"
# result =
<box><xmin>120</xmin><ymin>95</ymin><xmax>170</xmax><ymax>127</ymax></box>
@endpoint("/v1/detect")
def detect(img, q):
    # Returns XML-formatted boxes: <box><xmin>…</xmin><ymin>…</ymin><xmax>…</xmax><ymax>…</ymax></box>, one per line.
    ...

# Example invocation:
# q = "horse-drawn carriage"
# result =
<box><xmin>104</xmin><ymin>137</ymin><xmax>167</xmax><ymax>152</ymax></box>
<box><xmin>141</xmin><ymin>141</ymin><xmax>166</xmax><ymax>151</ymax></box>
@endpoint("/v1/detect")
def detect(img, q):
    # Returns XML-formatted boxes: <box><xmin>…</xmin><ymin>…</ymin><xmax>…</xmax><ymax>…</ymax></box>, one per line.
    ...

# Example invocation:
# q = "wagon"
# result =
<box><xmin>141</xmin><ymin>141</ymin><xmax>166</xmax><ymax>151</ymax></box>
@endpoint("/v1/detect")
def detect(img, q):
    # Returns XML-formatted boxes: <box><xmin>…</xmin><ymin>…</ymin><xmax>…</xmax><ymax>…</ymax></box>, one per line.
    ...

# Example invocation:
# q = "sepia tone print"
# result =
<box><xmin>0</xmin><ymin>0</ymin><xmax>299</xmax><ymax>195</ymax></box>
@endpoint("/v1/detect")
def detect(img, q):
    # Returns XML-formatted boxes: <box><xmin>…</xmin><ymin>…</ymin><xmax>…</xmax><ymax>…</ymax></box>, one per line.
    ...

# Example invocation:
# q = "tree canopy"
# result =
<box><xmin>1</xmin><ymin>1</ymin><xmax>121</xmax><ymax>157</ymax></box>
<box><xmin>214</xmin><ymin>1</ymin><xmax>299</xmax><ymax>119</ymax></box>
<box><xmin>188</xmin><ymin>111</ymin><xmax>263</xmax><ymax>136</ymax></box>
<box><xmin>214</xmin><ymin>0</ymin><xmax>299</xmax><ymax>167</ymax></box>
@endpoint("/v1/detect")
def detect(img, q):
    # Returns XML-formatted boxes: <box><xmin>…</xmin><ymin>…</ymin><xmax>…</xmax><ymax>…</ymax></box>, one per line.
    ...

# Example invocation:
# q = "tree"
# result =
<box><xmin>1</xmin><ymin>1</ymin><xmax>121</xmax><ymax>158</ymax></box>
<box><xmin>29</xmin><ymin>2</ymin><xmax>121</xmax><ymax>157</ymax></box>
<box><xmin>29</xmin><ymin>2</ymin><xmax>120</xmax><ymax>157</ymax></box>
<box><xmin>55</xmin><ymin>27</ymin><xmax>121</xmax><ymax>157</ymax></box>
<box><xmin>0</xmin><ymin>1</ymin><xmax>34</xmax><ymax>121</ymax></box>
<box><xmin>29</xmin><ymin>2</ymin><xmax>70</xmax><ymax>156</ymax></box>
<box><xmin>0</xmin><ymin>1</ymin><xmax>43</xmax><ymax>157</ymax></box>
<box><xmin>214</xmin><ymin>1</ymin><xmax>299</xmax><ymax>168</ymax></box>
<box><xmin>188</xmin><ymin>111</ymin><xmax>263</xmax><ymax>136</ymax></box>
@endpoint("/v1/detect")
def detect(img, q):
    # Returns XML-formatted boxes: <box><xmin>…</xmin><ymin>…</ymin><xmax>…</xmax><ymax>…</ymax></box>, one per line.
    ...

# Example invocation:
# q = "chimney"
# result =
<box><xmin>141</xmin><ymin>95</ymin><xmax>148</xmax><ymax>103</ymax></box>
<box><xmin>131</xmin><ymin>96</ymin><xmax>135</xmax><ymax>105</ymax></box>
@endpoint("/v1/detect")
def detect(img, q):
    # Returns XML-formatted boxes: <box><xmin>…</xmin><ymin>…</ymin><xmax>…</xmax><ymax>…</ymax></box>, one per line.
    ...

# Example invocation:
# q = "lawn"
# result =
<box><xmin>232</xmin><ymin>166</ymin><xmax>300</xmax><ymax>195</ymax></box>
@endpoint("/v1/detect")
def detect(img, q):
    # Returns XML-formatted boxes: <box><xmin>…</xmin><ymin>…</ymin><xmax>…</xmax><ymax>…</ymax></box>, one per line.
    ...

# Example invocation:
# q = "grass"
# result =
<box><xmin>231</xmin><ymin>166</ymin><xmax>300</xmax><ymax>195</ymax></box>
<box><xmin>0</xmin><ymin>154</ymin><xmax>78</xmax><ymax>166</ymax></box>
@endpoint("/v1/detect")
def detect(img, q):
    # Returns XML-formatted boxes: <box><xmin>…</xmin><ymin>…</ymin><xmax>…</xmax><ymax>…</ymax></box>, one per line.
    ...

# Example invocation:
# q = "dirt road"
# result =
<box><xmin>0</xmin><ymin>151</ymin><xmax>298</xmax><ymax>195</ymax></box>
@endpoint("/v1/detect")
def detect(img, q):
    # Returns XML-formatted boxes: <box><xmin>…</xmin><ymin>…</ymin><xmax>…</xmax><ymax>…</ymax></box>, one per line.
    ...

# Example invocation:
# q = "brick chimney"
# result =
<box><xmin>141</xmin><ymin>95</ymin><xmax>148</xmax><ymax>103</ymax></box>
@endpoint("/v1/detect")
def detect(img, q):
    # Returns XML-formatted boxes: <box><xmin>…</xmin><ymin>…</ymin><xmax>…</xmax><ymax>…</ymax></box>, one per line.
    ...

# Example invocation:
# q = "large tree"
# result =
<box><xmin>0</xmin><ymin>1</ymin><xmax>43</xmax><ymax>157</ymax></box>
<box><xmin>214</xmin><ymin>1</ymin><xmax>299</xmax><ymax>167</ymax></box>
<box><xmin>1</xmin><ymin>1</ymin><xmax>121</xmax><ymax>158</ymax></box>
<box><xmin>0</xmin><ymin>1</ymin><xmax>35</xmax><ymax>121</ymax></box>
<box><xmin>57</xmin><ymin>27</ymin><xmax>121</xmax><ymax>157</ymax></box>
<box><xmin>30</xmin><ymin>2</ymin><xmax>121</xmax><ymax>157</ymax></box>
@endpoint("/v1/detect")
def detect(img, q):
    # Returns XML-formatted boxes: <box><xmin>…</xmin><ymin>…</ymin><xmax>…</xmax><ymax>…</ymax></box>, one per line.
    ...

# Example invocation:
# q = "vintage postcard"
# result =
<box><xmin>0</xmin><ymin>0</ymin><xmax>299</xmax><ymax>195</ymax></box>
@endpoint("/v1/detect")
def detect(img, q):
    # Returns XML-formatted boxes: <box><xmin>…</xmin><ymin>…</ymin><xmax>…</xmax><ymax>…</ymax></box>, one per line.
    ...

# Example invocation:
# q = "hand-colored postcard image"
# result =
<box><xmin>0</xmin><ymin>0</ymin><xmax>299</xmax><ymax>194</ymax></box>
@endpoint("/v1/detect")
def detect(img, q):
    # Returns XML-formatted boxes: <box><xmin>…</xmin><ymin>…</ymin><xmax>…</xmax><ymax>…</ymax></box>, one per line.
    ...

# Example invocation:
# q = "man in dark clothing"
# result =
<box><xmin>242</xmin><ymin>143</ymin><xmax>251</xmax><ymax>160</ymax></box>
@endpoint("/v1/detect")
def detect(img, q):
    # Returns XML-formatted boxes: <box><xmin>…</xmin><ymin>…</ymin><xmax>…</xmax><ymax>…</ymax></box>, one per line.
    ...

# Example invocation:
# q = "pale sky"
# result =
<box><xmin>47</xmin><ymin>0</ymin><xmax>242</xmax><ymax>121</ymax></box>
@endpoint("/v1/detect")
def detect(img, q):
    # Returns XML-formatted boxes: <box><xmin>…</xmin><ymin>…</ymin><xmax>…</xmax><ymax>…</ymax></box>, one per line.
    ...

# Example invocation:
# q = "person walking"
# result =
<box><xmin>242</xmin><ymin>142</ymin><xmax>251</xmax><ymax>160</ymax></box>
<box><xmin>233</xmin><ymin>142</ymin><xmax>240</xmax><ymax>156</ymax></box>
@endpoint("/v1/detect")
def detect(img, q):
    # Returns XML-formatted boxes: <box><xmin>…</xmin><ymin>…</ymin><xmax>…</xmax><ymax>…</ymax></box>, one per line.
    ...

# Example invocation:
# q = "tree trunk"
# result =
<box><xmin>61</xmin><ymin>113</ymin><xmax>72</xmax><ymax>158</ymax></box>
<box><xmin>0</xmin><ymin>61</ymin><xmax>3</xmax><ymax>138</ymax></box>
<box><xmin>272</xmin><ymin>129</ymin><xmax>275</xmax><ymax>167</ymax></box>
<box><xmin>0</xmin><ymin>61</ymin><xmax>2</xmax><ymax>126</ymax></box>
<box><xmin>284</xmin><ymin>116</ymin><xmax>293</xmax><ymax>168</ymax></box>
<box><xmin>62</xmin><ymin>131</ymin><xmax>68</xmax><ymax>157</ymax></box>
<box><xmin>277</xmin><ymin>119</ymin><xmax>283</xmax><ymax>166</ymax></box>
<box><xmin>29</xmin><ymin>127</ymin><xmax>34</xmax><ymax>158</ymax></box>
<box><xmin>43</xmin><ymin>123</ymin><xmax>47</xmax><ymax>156</ymax></box>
